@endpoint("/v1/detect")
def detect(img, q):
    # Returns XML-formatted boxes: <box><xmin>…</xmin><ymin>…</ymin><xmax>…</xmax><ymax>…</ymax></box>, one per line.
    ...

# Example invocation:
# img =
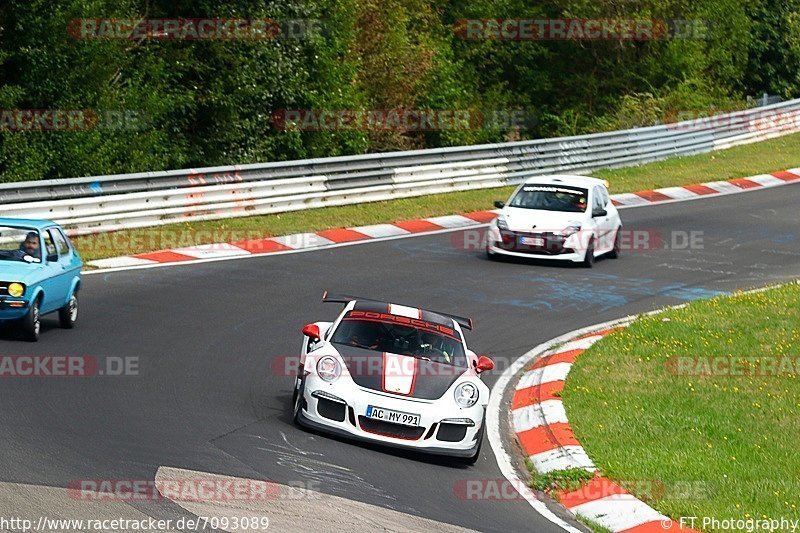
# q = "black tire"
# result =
<box><xmin>292</xmin><ymin>376</ymin><xmax>306</xmax><ymax>425</ymax></box>
<box><xmin>463</xmin><ymin>422</ymin><xmax>485</xmax><ymax>465</ymax></box>
<box><xmin>21</xmin><ymin>298</ymin><xmax>41</xmax><ymax>342</ymax></box>
<box><xmin>608</xmin><ymin>228</ymin><xmax>621</xmax><ymax>259</ymax></box>
<box><xmin>581</xmin><ymin>238</ymin><xmax>595</xmax><ymax>268</ymax></box>
<box><xmin>58</xmin><ymin>293</ymin><xmax>78</xmax><ymax>329</ymax></box>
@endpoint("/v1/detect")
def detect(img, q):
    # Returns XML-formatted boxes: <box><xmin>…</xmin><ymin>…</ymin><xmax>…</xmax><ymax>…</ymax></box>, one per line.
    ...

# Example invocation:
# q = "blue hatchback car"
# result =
<box><xmin>0</xmin><ymin>219</ymin><xmax>83</xmax><ymax>341</ymax></box>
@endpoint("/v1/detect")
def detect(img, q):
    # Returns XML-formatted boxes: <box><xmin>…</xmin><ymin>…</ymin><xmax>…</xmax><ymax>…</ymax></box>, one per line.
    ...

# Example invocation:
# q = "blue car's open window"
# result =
<box><xmin>0</xmin><ymin>226</ymin><xmax>42</xmax><ymax>263</ymax></box>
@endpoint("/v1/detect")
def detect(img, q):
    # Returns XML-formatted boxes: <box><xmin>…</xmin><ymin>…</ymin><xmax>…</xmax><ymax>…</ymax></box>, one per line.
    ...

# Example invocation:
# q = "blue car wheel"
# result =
<box><xmin>59</xmin><ymin>293</ymin><xmax>78</xmax><ymax>329</ymax></box>
<box><xmin>21</xmin><ymin>298</ymin><xmax>41</xmax><ymax>342</ymax></box>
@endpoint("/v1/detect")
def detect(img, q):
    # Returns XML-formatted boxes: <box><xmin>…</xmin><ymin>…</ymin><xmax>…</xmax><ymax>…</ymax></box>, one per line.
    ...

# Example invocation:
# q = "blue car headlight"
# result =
<box><xmin>8</xmin><ymin>283</ymin><xmax>25</xmax><ymax>297</ymax></box>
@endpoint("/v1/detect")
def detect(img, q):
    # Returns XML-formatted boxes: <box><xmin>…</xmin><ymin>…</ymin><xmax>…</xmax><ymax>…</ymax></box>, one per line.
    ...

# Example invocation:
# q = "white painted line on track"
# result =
<box><xmin>653</xmin><ymin>186</ymin><xmax>699</xmax><ymax>200</ymax></box>
<box><xmin>529</xmin><ymin>446</ymin><xmax>596</xmax><ymax>474</ymax></box>
<box><xmin>746</xmin><ymin>173</ymin><xmax>787</xmax><ymax>187</ymax></box>
<box><xmin>512</xmin><ymin>400</ymin><xmax>568</xmax><ymax>432</ymax></box>
<box><xmin>171</xmin><ymin>243</ymin><xmax>251</xmax><ymax>258</ymax></box>
<box><xmin>570</xmin><ymin>497</ymin><xmax>667</xmax><ymax>532</ymax></box>
<box><xmin>353</xmin><ymin>223</ymin><xmax>411</xmax><ymax>238</ymax></box>
<box><xmin>703</xmin><ymin>180</ymin><xmax>744</xmax><ymax>194</ymax></box>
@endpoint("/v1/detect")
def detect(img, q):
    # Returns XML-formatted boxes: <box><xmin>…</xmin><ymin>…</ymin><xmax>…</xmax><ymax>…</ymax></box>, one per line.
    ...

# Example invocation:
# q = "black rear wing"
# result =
<box><xmin>321</xmin><ymin>291</ymin><xmax>473</xmax><ymax>330</ymax></box>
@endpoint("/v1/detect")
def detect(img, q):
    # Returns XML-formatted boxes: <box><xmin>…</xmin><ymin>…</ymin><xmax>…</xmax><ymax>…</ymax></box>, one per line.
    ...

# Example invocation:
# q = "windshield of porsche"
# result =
<box><xmin>331</xmin><ymin>311</ymin><xmax>466</xmax><ymax>366</ymax></box>
<box><xmin>0</xmin><ymin>226</ymin><xmax>41</xmax><ymax>262</ymax></box>
<box><xmin>509</xmin><ymin>184</ymin><xmax>588</xmax><ymax>212</ymax></box>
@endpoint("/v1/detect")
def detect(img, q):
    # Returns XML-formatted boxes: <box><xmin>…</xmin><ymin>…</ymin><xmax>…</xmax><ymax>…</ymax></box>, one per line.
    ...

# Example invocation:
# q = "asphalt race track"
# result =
<box><xmin>1</xmin><ymin>183</ymin><xmax>799</xmax><ymax>532</ymax></box>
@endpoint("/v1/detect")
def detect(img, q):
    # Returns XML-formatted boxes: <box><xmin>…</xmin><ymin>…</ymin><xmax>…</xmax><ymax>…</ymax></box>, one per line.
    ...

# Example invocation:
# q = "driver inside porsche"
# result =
<box><xmin>348</xmin><ymin>322</ymin><xmax>381</xmax><ymax>350</ymax></box>
<box><xmin>331</xmin><ymin>314</ymin><xmax>467</xmax><ymax>365</ymax></box>
<box><xmin>417</xmin><ymin>331</ymin><xmax>453</xmax><ymax>364</ymax></box>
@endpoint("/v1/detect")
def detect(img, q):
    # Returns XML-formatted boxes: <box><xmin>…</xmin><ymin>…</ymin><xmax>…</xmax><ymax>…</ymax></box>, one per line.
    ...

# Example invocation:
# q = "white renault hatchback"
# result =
<box><xmin>486</xmin><ymin>175</ymin><xmax>622</xmax><ymax>267</ymax></box>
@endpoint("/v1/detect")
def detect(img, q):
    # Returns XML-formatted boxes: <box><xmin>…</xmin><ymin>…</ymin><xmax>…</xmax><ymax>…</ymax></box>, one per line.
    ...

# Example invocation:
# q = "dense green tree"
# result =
<box><xmin>0</xmin><ymin>0</ymin><xmax>796</xmax><ymax>181</ymax></box>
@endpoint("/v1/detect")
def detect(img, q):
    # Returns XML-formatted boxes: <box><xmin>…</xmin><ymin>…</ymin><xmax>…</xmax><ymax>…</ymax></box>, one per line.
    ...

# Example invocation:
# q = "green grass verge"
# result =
<box><xmin>73</xmin><ymin>132</ymin><xmax>800</xmax><ymax>262</ymax></box>
<box><xmin>523</xmin><ymin>461</ymin><xmax>610</xmax><ymax>533</ymax></box>
<box><xmin>574</xmin><ymin>514</ymin><xmax>614</xmax><ymax>533</ymax></box>
<box><xmin>563</xmin><ymin>283</ymin><xmax>800</xmax><ymax>531</ymax></box>
<box><xmin>527</xmin><ymin>465</ymin><xmax>595</xmax><ymax>494</ymax></box>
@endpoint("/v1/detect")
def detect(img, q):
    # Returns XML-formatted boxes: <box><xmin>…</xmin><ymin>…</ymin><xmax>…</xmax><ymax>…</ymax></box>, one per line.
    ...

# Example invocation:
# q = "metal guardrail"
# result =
<box><xmin>2</xmin><ymin>99</ymin><xmax>799</xmax><ymax>235</ymax></box>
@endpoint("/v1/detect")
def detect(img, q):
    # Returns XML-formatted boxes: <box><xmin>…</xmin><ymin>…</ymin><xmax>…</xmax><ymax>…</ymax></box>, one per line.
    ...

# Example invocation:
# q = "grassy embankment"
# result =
<box><xmin>562</xmin><ymin>284</ymin><xmax>800</xmax><ymax>532</ymax></box>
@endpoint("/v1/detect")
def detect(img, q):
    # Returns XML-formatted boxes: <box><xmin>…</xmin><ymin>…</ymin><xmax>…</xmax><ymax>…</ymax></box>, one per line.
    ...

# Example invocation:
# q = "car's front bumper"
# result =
<box><xmin>487</xmin><ymin>244</ymin><xmax>584</xmax><ymax>262</ymax></box>
<box><xmin>486</xmin><ymin>225</ymin><xmax>585</xmax><ymax>262</ymax></box>
<box><xmin>297</xmin><ymin>375</ymin><xmax>485</xmax><ymax>457</ymax></box>
<box><xmin>0</xmin><ymin>296</ymin><xmax>30</xmax><ymax>320</ymax></box>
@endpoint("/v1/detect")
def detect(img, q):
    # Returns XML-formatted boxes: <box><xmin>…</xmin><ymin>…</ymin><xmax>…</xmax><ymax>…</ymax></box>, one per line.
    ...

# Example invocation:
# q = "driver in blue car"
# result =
<box><xmin>17</xmin><ymin>231</ymin><xmax>41</xmax><ymax>260</ymax></box>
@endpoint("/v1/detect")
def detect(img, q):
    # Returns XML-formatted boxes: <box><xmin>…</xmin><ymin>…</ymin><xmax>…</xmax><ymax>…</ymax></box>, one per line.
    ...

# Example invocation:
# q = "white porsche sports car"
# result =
<box><xmin>293</xmin><ymin>293</ymin><xmax>494</xmax><ymax>463</ymax></box>
<box><xmin>486</xmin><ymin>174</ymin><xmax>622</xmax><ymax>266</ymax></box>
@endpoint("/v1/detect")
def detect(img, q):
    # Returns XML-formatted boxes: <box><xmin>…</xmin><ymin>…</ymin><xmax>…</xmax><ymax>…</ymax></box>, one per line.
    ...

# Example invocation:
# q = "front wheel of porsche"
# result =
<box><xmin>463</xmin><ymin>422</ymin><xmax>485</xmax><ymax>465</ymax></box>
<box><xmin>292</xmin><ymin>376</ymin><xmax>306</xmax><ymax>425</ymax></box>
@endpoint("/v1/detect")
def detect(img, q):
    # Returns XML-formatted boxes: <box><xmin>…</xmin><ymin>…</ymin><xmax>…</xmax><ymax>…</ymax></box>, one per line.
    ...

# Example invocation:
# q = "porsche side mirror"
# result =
<box><xmin>476</xmin><ymin>355</ymin><xmax>495</xmax><ymax>373</ymax></box>
<box><xmin>494</xmin><ymin>200</ymin><xmax>505</xmax><ymax>209</ymax></box>
<box><xmin>46</xmin><ymin>253</ymin><xmax>59</xmax><ymax>263</ymax></box>
<box><xmin>592</xmin><ymin>208</ymin><xmax>607</xmax><ymax>218</ymax></box>
<box><xmin>302</xmin><ymin>323</ymin><xmax>321</xmax><ymax>341</ymax></box>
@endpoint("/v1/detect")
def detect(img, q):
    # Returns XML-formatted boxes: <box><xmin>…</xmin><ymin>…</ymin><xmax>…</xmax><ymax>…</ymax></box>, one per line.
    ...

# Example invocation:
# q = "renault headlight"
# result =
<box><xmin>559</xmin><ymin>223</ymin><xmax>582</xmax><ymax>238</ymax></box>
<box><xmin>316</xmin><ymin>356</ymin><xmax>341</xmax><ymax>382</ymax></box>
<box><xmin>7</xmin><ymin>283</ymin><xmax>25</xmax><ymax>297</ymax></box>
<box><xmin>496</xmin><ymin>215</ymin><xmax>509</xmax><ymax>230</ymax></box>
<box><xmin>454</xmin><ymin>382</ymin><xmax>479</xmax><ymax>408</ymax></box>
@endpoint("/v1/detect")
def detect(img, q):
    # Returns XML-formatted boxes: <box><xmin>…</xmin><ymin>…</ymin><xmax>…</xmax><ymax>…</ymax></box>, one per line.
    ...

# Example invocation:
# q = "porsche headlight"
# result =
<box><xmin>495</xmin><ymin>215</ymin><xmax>509</xmax><ymax>230</ymax></box>
<box><xmin>316</xmin><ymin>356</ymin><xmax>341</xmax><ymax>382</ymax></box>
<box><xmin>7</xmin><ymin>283</ymin><xmax>24</xmax><ymax>297</ymax></box>
<box><xmin>454</xmin><ymin>382</ymin><xmax>479</xmax><ymax>408</ymax></box>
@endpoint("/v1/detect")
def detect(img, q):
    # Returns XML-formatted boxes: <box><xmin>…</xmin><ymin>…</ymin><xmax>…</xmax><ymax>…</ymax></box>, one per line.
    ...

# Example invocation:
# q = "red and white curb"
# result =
<box><xmin>509</xmin><ymin>320</ymin><xmax>700</xmax><ymax>533</ymax></box>
<box><xmin>86</xmin><ymin>169</ymin><xmax>800</xmax><ymax>270</ymax></box>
